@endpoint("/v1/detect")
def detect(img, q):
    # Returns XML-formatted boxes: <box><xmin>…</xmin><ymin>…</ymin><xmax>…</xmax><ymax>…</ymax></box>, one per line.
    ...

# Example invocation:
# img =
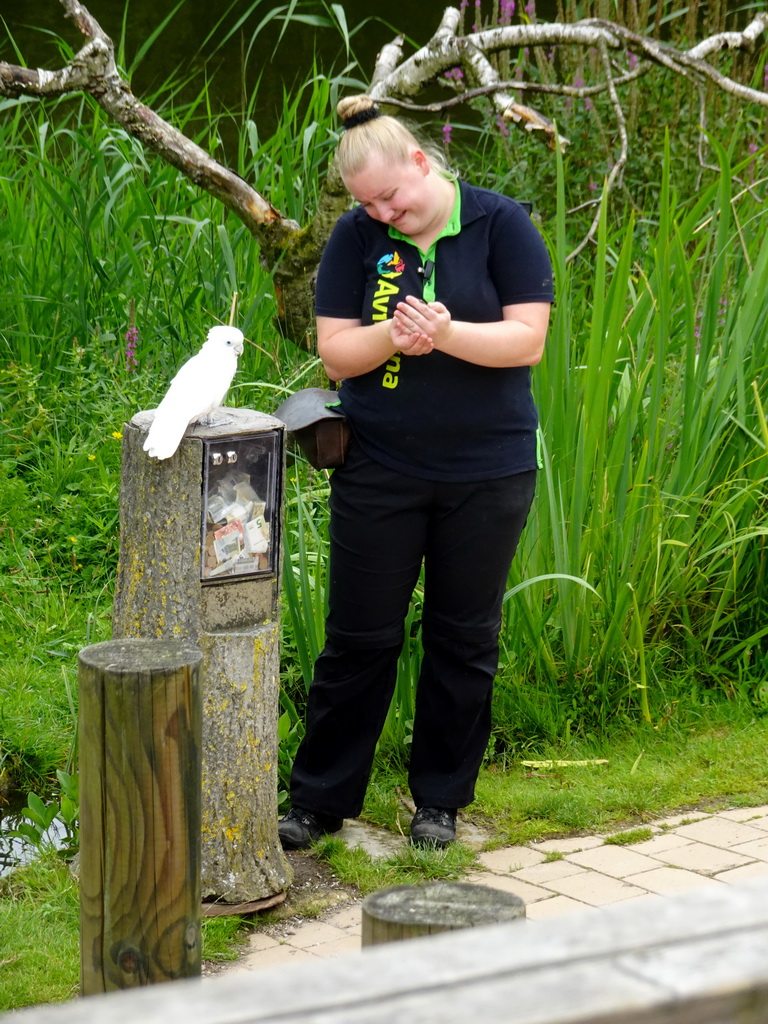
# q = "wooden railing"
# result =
<box><xmin>12</xmin><ymin>877</ymin><xmax>768</xmax><ymax>1023</ymax></box>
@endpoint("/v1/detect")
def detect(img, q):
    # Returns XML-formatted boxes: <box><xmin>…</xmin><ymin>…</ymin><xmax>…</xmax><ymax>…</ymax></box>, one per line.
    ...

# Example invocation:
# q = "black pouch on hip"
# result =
<box><xmin>275</xmin><ymin>388</ymin><xmax>351</xmax><ymax>470</ymax></box>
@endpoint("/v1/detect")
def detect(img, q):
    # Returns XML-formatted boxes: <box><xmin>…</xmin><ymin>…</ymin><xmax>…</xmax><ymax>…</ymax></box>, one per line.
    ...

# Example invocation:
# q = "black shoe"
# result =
<box><xmin>278</xmin><ymin>807</ymin><xmax>344</xmax><ymax>850</ymax></box>
<box><xmin>410</xmin><ymin>807</ymin><xmax>457</xmax><ymax>848</ymax></box>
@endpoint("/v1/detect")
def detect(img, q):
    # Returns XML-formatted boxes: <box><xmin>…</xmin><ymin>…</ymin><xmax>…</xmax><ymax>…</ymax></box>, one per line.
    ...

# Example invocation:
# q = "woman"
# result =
<box><xmin>278</xmin><ymin>95</ymin><xmax>553</xmax><ymax>849</ymax></box>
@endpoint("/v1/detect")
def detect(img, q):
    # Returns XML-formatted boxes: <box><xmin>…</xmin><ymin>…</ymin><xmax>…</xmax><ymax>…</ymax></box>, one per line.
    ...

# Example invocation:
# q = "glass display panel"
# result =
<box><xmin>201</xmin><ymin>430</ymin><xmax>281</xmax><ymax>582</ymax></box>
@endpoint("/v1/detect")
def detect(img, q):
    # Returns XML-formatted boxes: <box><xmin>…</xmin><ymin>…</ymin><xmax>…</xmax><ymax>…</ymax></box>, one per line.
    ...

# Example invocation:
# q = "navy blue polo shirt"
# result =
<box><xmin>314</xmin><ymin>179</ymin><xmax>554</xmax><ymax>481</ymax></box>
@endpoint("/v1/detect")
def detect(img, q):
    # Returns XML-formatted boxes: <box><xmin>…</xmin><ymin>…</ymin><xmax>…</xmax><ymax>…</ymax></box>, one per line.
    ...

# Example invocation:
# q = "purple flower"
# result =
<box><xmin>499</xmin><ymin>0</ymin><xmax>515</xmax><ymax>24</ymax></box>
<box><xmin>525</xmin><ymin>0</ymin><xmax>535</xmax><ymax>13</ymax></box>
<box><xmin>442</xmin><ymin>123</ymin><xmax>453</xmax><ymax>146</ymax></box>
<box><xmin>628</xmin><ymin>50</ymin><xmax>638</xmax><ymax>71</ymax></box>
<box><xmin>496</xmin><ymin>115</ymin><xmax>510</xmax><ymax>137</ymax></box>
<box><xmin>444</xmin><ymin>66</ymin><xmax>464</xmax><ymax>81</ymax></box>
<box><xmin>125</xmin><ymin>325</ymin><xmax>139</xmax><ymax>373</ymax></box>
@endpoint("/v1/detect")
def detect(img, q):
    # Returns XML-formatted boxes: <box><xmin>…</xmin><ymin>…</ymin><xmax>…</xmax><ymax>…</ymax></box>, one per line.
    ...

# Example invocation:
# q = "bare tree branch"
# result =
<box><xmin>2</xmin><ymin>2</ymin><xmax>767</xmax><ymax>338</ymax></box>
<box><xmin>0</xmin><ymin>2</ymin><xmax>289</xmax><ymax>238</ymax></box>
<box><xmin>0</xmin><ymin>0</ymin><xmax>356</xmax><ymax>342</ymax></box>
<box><xmin>378</xmin><ymin>63</ymin><xmax>651</xmax><ymax>114</ymax></box>
<box><xmin>689</xmin><ymin>14</ymin><xmax>768</xmax><ymax>59</ymax></box>
<box><xmin>363</xmin><ymin>9</ymin><xmax>767</xmax><ymax>258</ymax></box>
<box><xmin>372</xmin><ymin>34</ymin><xmax>404</xmax><ymax>87</ymax></box>
<box><xmin>580</xmin><ymin>17</ymin><xmax>768</xmax><ymax>107</ymax></box>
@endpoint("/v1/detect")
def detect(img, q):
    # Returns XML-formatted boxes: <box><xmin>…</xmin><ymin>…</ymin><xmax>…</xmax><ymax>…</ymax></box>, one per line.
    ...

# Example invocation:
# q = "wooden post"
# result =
<box><xmin>78</xmin><ymin>638</ymin><xmax>203</xmax><ymax>995</ymax></box>
<box><xmin>361</xmin><ymin>881</ymin><xmax>525</xmax><ymax>947</ymax></box>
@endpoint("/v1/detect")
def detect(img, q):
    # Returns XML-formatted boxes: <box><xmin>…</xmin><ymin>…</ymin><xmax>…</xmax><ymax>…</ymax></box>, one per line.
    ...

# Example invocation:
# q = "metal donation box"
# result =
<box><xmin>201</xmin><ymin>430</ymin><xmax>281</xmax><ymax>583</ymax></box>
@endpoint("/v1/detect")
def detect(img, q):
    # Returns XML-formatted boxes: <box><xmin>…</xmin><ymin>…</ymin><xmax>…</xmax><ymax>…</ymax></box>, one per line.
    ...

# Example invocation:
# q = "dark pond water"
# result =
<box><xmin>2</xmin><ymin>0</ymin><xmax>561</xmax><ymax>134</ymax></box>
<box><xmin>3</xmin><ymin>1</ymin><xmax>756</xmax><ymax>137</ymax></box>
<box><xmin>0</xmin><ymin>814</ymin><xmax>68</xmax><ymax>877</ymax></box>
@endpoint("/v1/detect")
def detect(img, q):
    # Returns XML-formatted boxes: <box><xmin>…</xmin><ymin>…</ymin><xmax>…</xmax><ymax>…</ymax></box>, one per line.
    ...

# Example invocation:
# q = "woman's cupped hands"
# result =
<box><xmin>391</xmin><ymin>296</ymin><xmax>451</xmax><ymax>356</ymax></box>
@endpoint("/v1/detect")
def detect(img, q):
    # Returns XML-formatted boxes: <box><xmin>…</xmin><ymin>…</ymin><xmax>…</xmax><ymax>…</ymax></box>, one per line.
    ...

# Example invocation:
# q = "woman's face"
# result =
<box><xmin>345</xmin><ymin>150</ymin><xmax>436</xmax><ymax>237</ymax></box>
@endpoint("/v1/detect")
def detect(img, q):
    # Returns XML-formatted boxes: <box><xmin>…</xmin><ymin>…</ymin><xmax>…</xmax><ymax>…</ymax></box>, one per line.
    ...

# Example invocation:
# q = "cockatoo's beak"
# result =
<box><xmin>235</xmin><ymin>341</ymin><xmax>244</xmax><ymax>356</ymax></box>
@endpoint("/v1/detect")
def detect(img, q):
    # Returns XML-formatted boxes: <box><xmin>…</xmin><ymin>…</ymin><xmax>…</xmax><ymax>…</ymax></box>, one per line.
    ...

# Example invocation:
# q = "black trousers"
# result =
<box><xmin>290</xmin><ymin>443</ymin><xmax>536</xmax><ymax>818</ymax></box>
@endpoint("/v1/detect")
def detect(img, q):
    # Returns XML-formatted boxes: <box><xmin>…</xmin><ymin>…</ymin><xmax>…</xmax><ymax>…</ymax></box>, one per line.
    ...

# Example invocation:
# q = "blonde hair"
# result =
<box><xmin>336</xmin><ymin>95</ymin><xmax>451</xmax><ymax>182</ymax></box>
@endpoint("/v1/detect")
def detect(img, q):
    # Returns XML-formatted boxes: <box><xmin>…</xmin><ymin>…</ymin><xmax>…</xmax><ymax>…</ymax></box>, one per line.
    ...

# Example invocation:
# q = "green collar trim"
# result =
<box><xmin>387</xmin><ymin>180</ymin><xmax>462</xmax><ymax>255</ymax></box>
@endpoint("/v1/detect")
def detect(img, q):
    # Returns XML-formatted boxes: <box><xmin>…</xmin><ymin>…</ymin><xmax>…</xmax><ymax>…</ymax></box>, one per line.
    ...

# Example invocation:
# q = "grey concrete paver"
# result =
<box><xmin>623</xmin><ymin>866</ymin><xmax>726</xmax><ymax>895</ymax></box>
<box><xmin>671</xmin><ymin>816</ymin><xmax>768</xmax><ymax>848</ymax></box>
<box><xmin>287</xmin><ymin>920</ymin><xmax>350</xmax><ymax>949</ymax></box>
<box><xmin>477</xmin><ymin>846</ymin><xmax>547</xmax><ymax>872</ymax></box>
<box><xmin>652</xmin><ymin>841</ymin><xmax>754</xmax><ymax>874</ymax></box>
<box><xmin>465</xmin><ymin>870</ymin><xmax>551</xmax><ymax>903</ymax></box>
<box><xmin>564</xmin><ymin>845</ymin><xmax>660</xmax><ymax>878</ymax></box>
<box><xmin>231</xmin><ymin>943</ymin><xmax>322</xmax><ymax>973</ymax></box>
<box><xmin>628</xmin><ymin>834</ymin><xmax>692</xmax><ymax>856</ymax></box>
<box><xmin>524</xmin><ymin>895</ymin><xmax>593</xmax><ymax>919</ymax></box>
<box><xmin>716</xmin><ymin>806</ymin><xmax>768</xmax><ymax>825</ymax></box>
<box><xmin>534</xmin><ymin>836</ymin><xmax>605</xmax><ymax>854</ymax></box>
<box><xmin>730</xmin><ymin>837</ymin><xmax>768</xmax><ymax>862</ymax></box>
<box><xmin>512</xmin><ymin>860</ymin><xmax>587</xmax><ymax>884</ymax></box>
<box><xmin>309</xmin><ymin>935</ymin><xmax>361</xmax><ymax>957</ymax></box>
<box><xmin>243</xmin><ymin>931</ymin><xmax>282</xmax><ymax>952</ymax></box>
<box><xmin>324</xmin><ymin>903</ymin><xmax>364</xmax><ymax>931</ymax></box>
<box><xmin>542</xmin><ymin>872</ymin><xmax>647</xmax><ymax>906</ymax></box>
<box><xmin>652</xmin><ymin>812</ymin><xmax>707</xmax><ymax>829</ymax></box>
<box><xmin>714</xmin><ymin>861</ymin><xmax>768</xmax><ymax>883</ymax></box>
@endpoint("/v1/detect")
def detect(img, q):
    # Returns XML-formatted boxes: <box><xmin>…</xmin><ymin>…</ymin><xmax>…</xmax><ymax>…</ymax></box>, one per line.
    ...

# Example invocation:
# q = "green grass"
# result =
<box><xmin>604</xmin><ymin>827</ymin><xmax>654</xmax><ymax>845</ymax></box>
<box><xmin>313</xmin><ymin>836</ymin><xmax>478</xmax><ymax>895</ymax></box>
<box><xmin>0</xmin><ymin>853</ymin><xmax>79</xmax><ymax>1011</ymax></box>
<box><xmin>0</xmin><ymin>857</ymin><xmax>252</xmax><ymax>1008</ymax></box>
<box><xmin>201</xmin><ymin>916</ymin><xmax>250</xmax><ymax>963</ymax></box>
<box><xmin>471</xmin><ymin>708</ymin><xmax>768</xmax><ymax>845</ymax></box>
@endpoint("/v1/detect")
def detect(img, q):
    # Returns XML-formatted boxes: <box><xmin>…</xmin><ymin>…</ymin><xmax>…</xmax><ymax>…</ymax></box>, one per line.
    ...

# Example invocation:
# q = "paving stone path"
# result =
<box><xmin>218</xmin><ymin>804</ymin><xmax>768</xmax><ymax>976</ymax></box>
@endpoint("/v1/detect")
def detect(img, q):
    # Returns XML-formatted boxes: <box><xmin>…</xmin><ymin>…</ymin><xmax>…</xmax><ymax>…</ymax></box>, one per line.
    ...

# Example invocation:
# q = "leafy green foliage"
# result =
<box><xmin>1</xmin><ymin>770</ymin><xmax>79</xmax><ymax>866</ymax></box>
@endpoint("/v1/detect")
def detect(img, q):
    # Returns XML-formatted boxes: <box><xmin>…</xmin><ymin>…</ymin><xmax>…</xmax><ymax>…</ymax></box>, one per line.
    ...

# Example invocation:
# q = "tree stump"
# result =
<box><xmin>78</xmin><ymin>638</ymin><xmax>203</xmax><ymax>994</ymax></box>
<box><xmin>361</xmin><ymin>881</ymin><xmax>525</xmax><ymax>947</ymax></box>
<box><xmin>112</xmin><ymin>409</ymin><xmax>292</xmax><ymax>903</ymax></box>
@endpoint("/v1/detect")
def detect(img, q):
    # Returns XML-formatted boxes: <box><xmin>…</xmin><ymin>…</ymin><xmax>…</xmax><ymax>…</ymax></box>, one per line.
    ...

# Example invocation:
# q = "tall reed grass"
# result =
<box><xmin>495</xmin><ymin>135</ymin><xmax>768</xmax><ymax>746</ymax></box>
<box><xmin>282</xmin><ymin>133</ymin><xmax>768</xmax><ymax>758</ymax></box>
<box><xmin>1</xmin><ymin>9</ymin><xmax>767</xmax><ymax>791</ymax></box>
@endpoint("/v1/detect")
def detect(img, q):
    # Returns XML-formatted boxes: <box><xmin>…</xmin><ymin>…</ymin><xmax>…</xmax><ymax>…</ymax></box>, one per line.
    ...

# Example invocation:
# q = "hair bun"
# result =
<box><xmin>337</xmin><ymin>95</ymin><xmax>381</xmax><ymax>131</ymax></box>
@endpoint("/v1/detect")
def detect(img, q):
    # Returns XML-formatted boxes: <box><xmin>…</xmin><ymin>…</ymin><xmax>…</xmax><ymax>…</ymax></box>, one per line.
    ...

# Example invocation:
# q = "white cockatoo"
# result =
<box><xmin>143</xmin><ymin>325</ymin><xmax>245</xmax><ymax>460</ymax></box>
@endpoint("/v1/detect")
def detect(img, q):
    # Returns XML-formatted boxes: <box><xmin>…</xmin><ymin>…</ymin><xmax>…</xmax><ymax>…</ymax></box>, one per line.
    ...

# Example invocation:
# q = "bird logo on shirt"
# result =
<box><xmin>377</xmin><ymin>251</ymin><xmax>405</xmax><ymax>279</ymax></box>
